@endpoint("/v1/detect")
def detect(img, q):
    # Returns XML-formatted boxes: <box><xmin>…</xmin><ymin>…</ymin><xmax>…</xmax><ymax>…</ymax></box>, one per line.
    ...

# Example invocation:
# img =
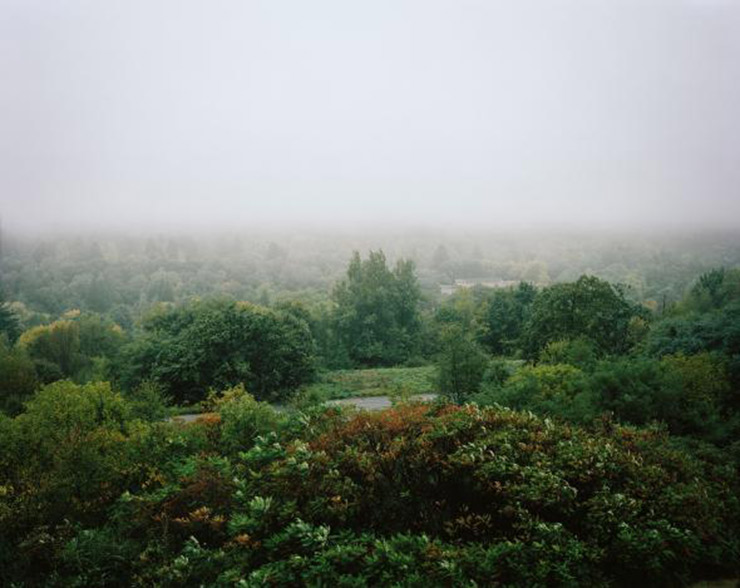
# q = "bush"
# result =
<box><xmin>476</xmin><ymin>363</ymin><xmax>597</xmax><ymax>424</ymax></box>
<box><xmin>214</xmin><ymin>384</ymin><xmax>284</xmax><ymax>455</ymax></box>
<box><xmin>539</xmin><ymin>337</ymin><xmax>598</xmax><ymax>369</ymax></box>
<box><xmin>125</xmin><ymin>380</ymin><xmax>171</xmax><ymax>422</ymax></box>
<box><xmin>2</xmin><ymin>392</ymin><xmax>738</xmax><ymax>586</ymax></box>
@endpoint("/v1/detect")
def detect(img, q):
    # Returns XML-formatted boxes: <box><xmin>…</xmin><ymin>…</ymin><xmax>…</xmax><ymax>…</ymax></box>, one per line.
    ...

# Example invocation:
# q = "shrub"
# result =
<box><xmin>214</xmin><ymin>384</ymin><xmax>284</xmax><ymax>455</ymax></box>
<box><xmin>476</xmin><ymin>363</ymin><xmax>597</xmax><ymax>424</ymax></box>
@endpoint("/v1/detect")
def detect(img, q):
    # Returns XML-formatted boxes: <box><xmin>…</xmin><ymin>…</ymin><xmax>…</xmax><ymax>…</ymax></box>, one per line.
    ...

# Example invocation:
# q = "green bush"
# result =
<box><xmin>476</xmin><ymin>363</ymin><xmax>598</xmax><ymax>424</ymax></box>
<box><xmin>2</xmin><ymin>392</ymin><xmax>738</xmax><ymax>586</ymax></box>
<box><xmin>213</xmin><ymin>384</ymin><xmax>284</xmax><ymax>455</ymax></box>
<box><xmin>125</xmin><ymin>380</ymin><xmax>171</xmax><ymax>422</ymax></box>
<box><xmin>539</xmin><ymin>337</ymin><xmax>598</xmax><ymax>369</ymax></box>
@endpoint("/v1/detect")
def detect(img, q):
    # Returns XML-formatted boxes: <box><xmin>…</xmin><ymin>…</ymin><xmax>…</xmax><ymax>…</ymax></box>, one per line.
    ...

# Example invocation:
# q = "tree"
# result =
<box><xmin>436</xmin><ymin>325</ymin><xmax>488</xmax><ymax>404</ymax></box>
<box><xmin>539</xmin><ymin>337</ymin><xmax>598</xmax><ymax>370</ymax></box>
<box><xmin>0</xmin><ymin>294</ymin><xmax>21</xmax><ymax>345</ymax></box>
<box><xmin>332</xmin><ymin>251</ymin><xmax>422</xmax><ymax>366</ymax></box>
<box><xmin>0</xmin><ymin>339</ymin><xmax>38</xmax><ymax>415</ymax></box>
<box><xmin>684</xmin><ymin>268</ymin><xmax>740</xmax><ymax>313</ymax></box>
<box><xmin>121</xmin><ymin>300</ymin><xmax>316</xmax><ymax>403</ymax></box>
<box><xmin>522</xmin><ymin>275</ymin><xmax>639</xmax><ymax>358</ymax></box>
<box><xmin>18</xmin><ymin>313</ymin><xmax>125</xmax><ymax>384</ymax></box>
<box><xmin>20</xmin><ymin>320</ymin><xmax>81</xmax><ymax>382</ymax></box>
<box><xmin>477</xmin><ymin>363</ymin><xmax>595</xmax><ymax>423</ymax></box>
<box><xmin>476</xmin><ymin>282</ymin><xmax>536</xmax><ymax>355</ymax></box>
<box><xmin>431</xmin><ymin>244</ymin><xmax>450</xmax><ymax>269</ymax></box>
<box><xmin>3</xmin><ymin>381</ymin><xmax>131</xmax><ymax>526</ymax></box>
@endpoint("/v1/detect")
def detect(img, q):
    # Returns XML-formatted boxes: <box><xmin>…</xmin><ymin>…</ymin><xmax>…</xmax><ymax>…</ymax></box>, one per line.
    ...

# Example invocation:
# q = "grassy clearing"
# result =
<box><xmin>302</xmin><ymin>365</ymin><xmax>437</xmax><ymax>401</ymax></box>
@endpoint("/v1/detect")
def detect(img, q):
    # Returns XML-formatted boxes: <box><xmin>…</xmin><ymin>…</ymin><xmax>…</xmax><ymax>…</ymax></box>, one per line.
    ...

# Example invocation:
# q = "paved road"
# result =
<box><xmin>170</xmin><ymin>412</ymin><xmax>211</xmax><ymax>423</ymax></box>
<box><xmin>326</xmin><ymin>393</ymin><xmax>437</xmax><ymax>411</ymax></box>
<box><xmin>169</xmin><ymin>393</ymin><xmax>438</xmax><ymax>423</ymax></box>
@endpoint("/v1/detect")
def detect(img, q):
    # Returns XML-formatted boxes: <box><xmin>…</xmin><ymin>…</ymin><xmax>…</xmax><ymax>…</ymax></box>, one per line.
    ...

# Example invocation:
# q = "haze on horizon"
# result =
<box><xmin>1</xmin><ymin>0</ymin><xmax>739</xmax><ymax>235</ymax></box>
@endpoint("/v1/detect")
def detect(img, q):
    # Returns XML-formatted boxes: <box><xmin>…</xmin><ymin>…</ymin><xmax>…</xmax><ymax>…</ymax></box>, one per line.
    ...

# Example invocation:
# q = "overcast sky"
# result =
<box><xmin>1</xmin><ymin>0</ymin><xmax>739</xmax><ymax>234</ymax></box>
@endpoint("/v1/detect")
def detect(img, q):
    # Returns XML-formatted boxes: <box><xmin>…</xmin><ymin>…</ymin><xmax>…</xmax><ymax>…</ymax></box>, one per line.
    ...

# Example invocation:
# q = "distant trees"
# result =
<box><xmin>120</xmin><ymin>300</ymin><xmax>315</xmax><ymax>403</ymax></box>
<box><xmin>684</xmin><ymin>268</ymin><xmax>740</xmax><ymax>313</ymax></box>
<box><xmin>332</xmin><ymin>251</ymin><xmax>422</xmax><ymax>367</ymax></box>
<box><xmin>0</xmin><ymin>296</ymin><xmax>21</xmax><ymax>345</ymax></box>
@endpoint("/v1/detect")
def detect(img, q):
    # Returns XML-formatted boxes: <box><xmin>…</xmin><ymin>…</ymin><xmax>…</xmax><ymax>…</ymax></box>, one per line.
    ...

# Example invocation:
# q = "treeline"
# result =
<box><xmin>1</xmin><ymin>249</ymin><xmax>425</xmax><ymax>407</ymax></box>
<box><xmin>3</xmin><ymin>231</ymin><xmax>740</xmax><ymax>325</ymax></box>
<box><xmin>436</xmin><ymin>267</ymin><xmax>740</xmax><ymax>449</ymax></box>
<box><xmin>2</xmin><ymin>252</ymin><xmax>739</xmax><ymax>422</ymax></box>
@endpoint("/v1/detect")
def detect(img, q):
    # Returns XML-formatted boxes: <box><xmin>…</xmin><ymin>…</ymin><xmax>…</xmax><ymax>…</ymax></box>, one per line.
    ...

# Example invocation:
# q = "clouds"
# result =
<box><xmin>1</xmin><ymin>0</ymin><xmax>739</xmax><ymax>233</ymax></box>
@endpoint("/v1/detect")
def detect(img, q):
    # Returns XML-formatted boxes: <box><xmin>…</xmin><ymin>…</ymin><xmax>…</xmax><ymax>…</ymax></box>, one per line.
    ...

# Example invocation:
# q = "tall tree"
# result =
<box><xmin>476</xmin><ymin>282</ymin><xmax>536</xmax><ymax>355</ymax></box>
<box><xmin>332</xmin><ymin>251</ymin><xmax>422</xmax><ymax>366</ymax></box>
<box><xmin>436</xmin><ymin>325</ymin><xmax>489</xmax><ymax>404</ymax></box>
<box><xmin>0</xmin><ymin>292</ymin><xmax>21</xmax><ymax>345</ymax></box>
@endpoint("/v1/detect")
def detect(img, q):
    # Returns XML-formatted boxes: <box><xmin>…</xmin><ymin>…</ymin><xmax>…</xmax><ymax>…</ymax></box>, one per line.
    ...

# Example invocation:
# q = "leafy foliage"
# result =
<box><xmin>332</xmin><ymin>250</ymin><xmax>422</xmax><ymax>367</ymax></box>
<box><xmin>119</xmin><ymin>299</ymin><xmax>315</xmax><ymax>403</ymax></box>
<box><xmin>3</xmin><ymin>398</ymin><xmax>737</xmax><ymax>586</ymax></box>
<box><xmin>0</xmin><ymin>338</ymin><xmax>38</xmax><ymax>415</ymax></box>
<box><xmin>436</xmin><ymin>325</ymin><xmax>489</xmax><ymax>404</ymax></box>
<box><xmin>476</xmin><ymin>281</ymin><xmax>537</xmax><ymax>355</ymax></box>
<box><xmin>523</xmin><ymin>276</ymin><xmax>641</xmax><ymax>357</ymax></box>
<box><xmin>0</xmin><ymin>294</ymin><xmax>21</xmax><ymax>344</ymax></box>
<box><xmin>301</xmin><ymin>365</ymin><xmax>436</xmax><ymax>401</ymax></box>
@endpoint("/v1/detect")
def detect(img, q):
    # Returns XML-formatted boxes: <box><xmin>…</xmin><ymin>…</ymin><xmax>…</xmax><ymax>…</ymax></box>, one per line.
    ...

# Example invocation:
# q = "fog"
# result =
<box><xmin>1</xmin><ymin>0</ymin><xmax>739</xmax><ymax>234</ymax></box>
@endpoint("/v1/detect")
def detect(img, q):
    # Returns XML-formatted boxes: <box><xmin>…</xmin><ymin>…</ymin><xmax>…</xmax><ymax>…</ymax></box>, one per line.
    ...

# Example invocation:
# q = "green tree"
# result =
<box><xmin>659</xmin><ymin>352</ymin><xmax>731</xmax><ymax>440</ymax></box>
<box><xmin>0</xmin><ymin>292</ymin><xmax>21</xmax><ymax>344</ymax></box>
<box><xmin>20</xmin><ymin>320</ymin><xmax>81</xmax><ymax>382</ymax></box>
<box><xmin>122</xmin><ymin>300</ymin><xmax>315</xmax><ymax>403</ymax></box>
<box><xmin>0</xmin><ymin>339</ymin><xmax>38</xmax><ymax>415</ymax></box>
<box><xmin>332</xmin><ymin>251</ymin><xmax>422</xmax><ymax>366</ymax></box>
<box><xmin>523</xmin><ymin>275</ymin><xmax>639</xmax><ymax>358</ymax></box>
<box><xmin>476</xmin><ymin>282</ymin><xmax>536</xmax><ymax>355</ymax></box>
<box><xmin>436</xmin><ymin>325</ymin><xmax>488</xmax><ymax>404</ymax></box>
<box><xmin>683</xmin><ymin>268</ymin><xmax>740</xmax><ymax>313</ymax></box>
<box><xmin>18</xmin><ymin>313</ymin><xmax>125</xmax><ymax>384</ymax></box>
<box><xmin>1</xmin><ymin>381</ymin><xmax>131</xmax><ymax>529</ymax></box>
<box><xmin>539</xmin><ymin>337</ymin><xmax>598</xmax><ymax>370</ymax></box>
<box><xmin>477</xmin><ymin>363</ymin><xmax>595</xmax><ymax>423</ymax></box>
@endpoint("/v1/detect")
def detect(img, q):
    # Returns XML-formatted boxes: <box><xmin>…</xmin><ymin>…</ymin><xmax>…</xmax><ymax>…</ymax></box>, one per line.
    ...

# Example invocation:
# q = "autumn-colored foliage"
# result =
<box><xmin>1</xmin><ymin>384</ymin><xmax>739</xmax><ymax>586</ymax></box>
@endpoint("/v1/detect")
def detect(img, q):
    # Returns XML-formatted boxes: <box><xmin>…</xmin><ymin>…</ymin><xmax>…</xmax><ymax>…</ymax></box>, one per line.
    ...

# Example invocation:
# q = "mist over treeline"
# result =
<box><xmin>3</xmin><ymin>0</ymin><xmax>740</xmax><ymax>236</ymax></box>
<box><xmin>2</xmin><ymin>227</ymin><xmax>740</xmax><ymax>320</ymax></box>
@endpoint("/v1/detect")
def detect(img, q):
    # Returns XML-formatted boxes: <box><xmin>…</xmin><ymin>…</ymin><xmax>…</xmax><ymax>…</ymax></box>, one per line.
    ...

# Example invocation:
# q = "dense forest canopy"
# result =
<box><xmin>3</xmin><ymin>229</ymin><xmax>740</xmax><ymax>324</ymax></box>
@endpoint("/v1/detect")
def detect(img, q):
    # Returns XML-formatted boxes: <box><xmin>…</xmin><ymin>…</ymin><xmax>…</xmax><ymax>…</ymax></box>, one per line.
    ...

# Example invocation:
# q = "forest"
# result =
<box><xmin>0</xmin><ymin>230</ymin><xmax>739</xmax><ymax>586</ymax></box>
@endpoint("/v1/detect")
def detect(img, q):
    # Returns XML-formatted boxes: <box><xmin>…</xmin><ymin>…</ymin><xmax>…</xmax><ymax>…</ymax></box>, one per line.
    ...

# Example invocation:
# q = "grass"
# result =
<box><xmin>301</xmin><ymin>365</ymin><xmax>437</xmax><ymax>402</ymax></box>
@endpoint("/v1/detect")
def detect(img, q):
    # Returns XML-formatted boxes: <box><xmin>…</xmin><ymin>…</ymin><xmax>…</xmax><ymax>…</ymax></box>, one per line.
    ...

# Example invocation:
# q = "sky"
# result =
<box><xmin>1</xmin><ymin>0</ymin><xmax>739</xmax><ymax>234</ymax></box>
